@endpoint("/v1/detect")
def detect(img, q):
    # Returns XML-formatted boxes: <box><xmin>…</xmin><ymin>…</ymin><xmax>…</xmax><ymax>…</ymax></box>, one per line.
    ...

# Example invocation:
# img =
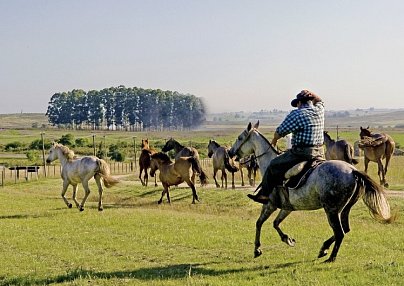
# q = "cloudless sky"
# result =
<box><xmin>1</xmin><ymin>0</ymin><xmax>404</xmax><ymax>114</ymax></box>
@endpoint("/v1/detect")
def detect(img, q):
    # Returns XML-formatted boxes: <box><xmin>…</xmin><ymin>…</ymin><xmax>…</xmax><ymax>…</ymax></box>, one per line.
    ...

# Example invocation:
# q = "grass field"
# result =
<box><xmin>1</xmin><ymin>115</ymin><xmax>404</xmax><ymax>285</ymax></box>
<box><xmin>0</xmin><ymin>174</ymin><xmax>403</xmax><ymax>285</ymax></box>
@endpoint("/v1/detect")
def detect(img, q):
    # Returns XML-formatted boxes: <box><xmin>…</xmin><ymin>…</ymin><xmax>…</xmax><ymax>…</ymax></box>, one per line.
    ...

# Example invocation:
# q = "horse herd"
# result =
<box><xmin>45</xmin><ymin>123</ymin><xmax>396</xmax><ymax>263</ymax></box>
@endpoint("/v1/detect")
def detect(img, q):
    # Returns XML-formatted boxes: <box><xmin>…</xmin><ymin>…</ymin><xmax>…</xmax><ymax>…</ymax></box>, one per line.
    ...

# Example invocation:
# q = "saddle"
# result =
<box><xmin>283</xmin><ymin>159</ymin><xmax>325</xmax><ymax>189</ymax></box>
<box><xmin>358</xmin><ymin>134</ymin><xmax>387</xmax><ymax>148</ymax></box>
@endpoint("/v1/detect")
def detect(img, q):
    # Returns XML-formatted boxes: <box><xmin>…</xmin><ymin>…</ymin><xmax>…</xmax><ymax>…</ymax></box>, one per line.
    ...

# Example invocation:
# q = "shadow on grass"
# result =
<box><xmin>0</xmin><ymin>262</ymin><xmax>263</xmax><ymax>285</ymax></box>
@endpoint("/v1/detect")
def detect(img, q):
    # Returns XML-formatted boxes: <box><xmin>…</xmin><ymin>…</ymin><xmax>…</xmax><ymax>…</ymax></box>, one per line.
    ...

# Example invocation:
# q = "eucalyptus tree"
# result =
<box><xmin>86</xmin><ymin>90</ymin><xmax>104</xmax><ymax>129</ymax></box>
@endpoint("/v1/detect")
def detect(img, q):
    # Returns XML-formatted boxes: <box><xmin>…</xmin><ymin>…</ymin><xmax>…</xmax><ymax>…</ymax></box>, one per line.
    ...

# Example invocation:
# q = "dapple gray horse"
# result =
<box><xmin>228</xmin><ymin>122</ymin><xmax>393</xmax><ymax>262</ymax></box>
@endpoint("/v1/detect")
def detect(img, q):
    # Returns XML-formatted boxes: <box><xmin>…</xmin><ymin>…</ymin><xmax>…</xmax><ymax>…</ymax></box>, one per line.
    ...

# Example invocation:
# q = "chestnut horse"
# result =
<box><xmin>359</xmin><ymin>127</ymin><xmax>395</xmax><ymax>187</ymax></box>
<box><xmin>150</xmin><ymin>152</ymin><xmax>205</xmax><ymax>204</ymax></box>
<box><xmin>138</xmin><ymin>139</ymin><xmax>157</xmax><ymax>187</ymax></box>
<box><xmin>323</xmin><ymin>131</ymin><xmax>358</xmax><ymax>165</ymax></box>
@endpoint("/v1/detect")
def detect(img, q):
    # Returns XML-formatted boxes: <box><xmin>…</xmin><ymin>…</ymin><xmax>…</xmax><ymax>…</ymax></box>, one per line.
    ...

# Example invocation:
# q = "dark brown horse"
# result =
<box><xmin>162</xmin><ymin>138</ymin><xmax>208</xmax><ymax>186</ymax></box>
<box><xmin>359</xmin><ymin>127</ymin><xmax>395</xmax><ymax>187</ymax></box>
<box><xmin>150</xmin><ymin>152</ymin><xmax>204</xmax><ymax>204</ymax></box>
<box><xmin>323</xmin><ymin>131</ymin><xmax>358</xmax><ymax>165</ymax></box>
<box><xmin>138</xmin><ymin>139</ymin><xmax>157</xmax><ymax>187</ymax></box>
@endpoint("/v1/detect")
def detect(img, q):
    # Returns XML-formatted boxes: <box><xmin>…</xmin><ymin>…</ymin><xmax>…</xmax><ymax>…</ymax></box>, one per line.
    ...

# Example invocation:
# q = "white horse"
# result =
<box><xmin>46</xmin><ymin>142</ymin><xmax>119</xmax><ymax>211</ymax></box>
<box><xmin>228</xmin><ymin>122</ymin><xmax>393</xmax><ymax>262</ymax></box>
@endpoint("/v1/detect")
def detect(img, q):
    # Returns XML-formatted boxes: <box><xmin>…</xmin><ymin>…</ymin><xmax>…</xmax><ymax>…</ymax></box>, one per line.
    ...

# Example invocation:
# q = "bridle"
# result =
<box><xmin>231</xmin><ymin>128</ymin><xmax>279</xmax><ymax>161</ymax></box>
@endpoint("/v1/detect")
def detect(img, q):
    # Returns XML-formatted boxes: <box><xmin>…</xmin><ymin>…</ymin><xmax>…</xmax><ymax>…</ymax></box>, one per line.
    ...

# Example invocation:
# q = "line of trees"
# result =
<box><xmin>46</xmin><ymin>85</ymin><xmax>207</xmax><ymax>131</ymax></box>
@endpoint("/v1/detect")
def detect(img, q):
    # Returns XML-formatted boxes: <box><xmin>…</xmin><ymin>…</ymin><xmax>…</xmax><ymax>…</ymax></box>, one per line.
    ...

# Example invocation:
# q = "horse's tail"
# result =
<box><xmin>224</xmin><ymin>151</ymin><xmax>239</xmax><ymax>173</ymax></box>
<box><xmin>344</xmin><ymin>144</ymin><xmax>359</xmax><ymax>165</ymax></box>
<box><xmin>97</xmin><ymin>159</ymin><xmax>120</xmax><ymax>188</ymax></box>
<box><xmin>354</xmin><ymin>170</ymin><xmax>395</xmax><ymax>223</ymax></box>
<box><xmin>188</xmin><ymin>156</ymin><xmax>209</xmax><ymax>186</ymax></box>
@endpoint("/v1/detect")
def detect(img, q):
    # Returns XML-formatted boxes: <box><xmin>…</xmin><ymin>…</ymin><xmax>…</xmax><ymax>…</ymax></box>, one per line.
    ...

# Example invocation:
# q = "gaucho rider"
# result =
<box><xmin>248</xmin><ymin>89</ymin><xmax>325</xmax><ymax>204</ymax></box>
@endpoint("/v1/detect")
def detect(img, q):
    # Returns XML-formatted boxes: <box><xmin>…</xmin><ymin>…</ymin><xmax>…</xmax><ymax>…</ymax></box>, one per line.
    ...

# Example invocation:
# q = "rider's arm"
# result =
<box><xmin>271</xmin><ymin>131</ymin><xmax>282</xmax><ymax>147</ymax></box>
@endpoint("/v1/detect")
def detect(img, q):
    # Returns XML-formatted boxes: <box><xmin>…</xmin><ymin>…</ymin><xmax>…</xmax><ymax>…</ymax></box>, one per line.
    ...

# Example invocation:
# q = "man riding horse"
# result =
<box><xmin>248</xmin><ymin>89</ymin><xmax>325</xmax><ymax>204</ymax></box>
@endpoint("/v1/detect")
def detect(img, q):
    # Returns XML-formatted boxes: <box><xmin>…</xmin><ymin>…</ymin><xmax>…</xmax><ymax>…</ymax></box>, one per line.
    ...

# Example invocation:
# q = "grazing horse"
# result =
<box><xmin>149</xmin><ymin>152</ymin><xmax>205</xmax><ymax>204</ymax></box>
<box><xmin>323</xmin><ymin>131</ymin><xmax>358</xmax><ymax>165</ymax></box>
<box><xmin>138</xmin><ymin>139</ymin><xmax>157</xmax><ymax>187</ymax></box>
<box><xmin>46</xmin><ymin>142</ymin><xmax>119</xmax><ymax>211</ymax></box>
<box><xmin>238</xmin><ymin>155</ymin><xmax>259</xmax><ymax>187</ymax></box>
<box><xmin>228</xmin><ymin>122</ymin><xmax>393</xmax><ymax>262</ymax></box>
<box><xmin>359</xmin><ymin>127</ymin><xmax>395</xmax><ymax>187</ymax></box>
<box><xmin>162</xmin><ymin>138</ymin><xmax>208</xmax><ymax>186</ymax></box>
<box><xmin>207</xmin><ymin>140</ymin><xmax>238</xmax><ymax>189</ymax></box>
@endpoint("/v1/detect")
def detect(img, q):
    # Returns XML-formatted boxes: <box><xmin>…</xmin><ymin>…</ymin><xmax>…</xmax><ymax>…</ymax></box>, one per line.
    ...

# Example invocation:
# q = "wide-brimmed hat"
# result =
<box><xmin>291</xmin><ymin>90</ymin><xmax>316</xmax><ymax>107</ymax></box>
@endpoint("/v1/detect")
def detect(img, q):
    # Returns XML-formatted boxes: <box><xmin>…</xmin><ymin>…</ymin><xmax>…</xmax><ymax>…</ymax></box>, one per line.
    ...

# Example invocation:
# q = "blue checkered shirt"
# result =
<box><xmin>276</xmin><ymin>101</ymin><xmax>325</xmax><ymax>146</ymax></box>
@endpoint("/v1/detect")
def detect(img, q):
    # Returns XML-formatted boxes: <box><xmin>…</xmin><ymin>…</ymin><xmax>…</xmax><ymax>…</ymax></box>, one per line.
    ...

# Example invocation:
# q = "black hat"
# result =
<box><xmin>291</xmin><ymin>90</ymin><xmax>316</xmax><ymax>107</ymax></box>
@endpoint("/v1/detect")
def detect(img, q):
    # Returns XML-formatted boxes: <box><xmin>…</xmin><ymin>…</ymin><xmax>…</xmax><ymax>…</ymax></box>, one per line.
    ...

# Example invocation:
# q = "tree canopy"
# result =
<box><xmin>46</xmin><ymin>86</ymin><xmax>206</xmax><ymax>130</ymax></box>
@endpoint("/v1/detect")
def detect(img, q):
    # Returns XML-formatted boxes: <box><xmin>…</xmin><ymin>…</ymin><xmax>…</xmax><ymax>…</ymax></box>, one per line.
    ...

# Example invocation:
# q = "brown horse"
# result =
<box><xmin>149</xmin><ymin>152</ymin><xmax>205</xmax><ymax>204</ymax></box>
<box><xmin>138</xmin><ymin>139</ymin><xmax>157</xmax><ymax>187</ymax></box>
<box><xmin>162</xmin><ymin>138</ymin><xmax>208</xmax><ymax>186</ymax></box>
<box><xmin>323</xmin><ymin>131</ymin><xmax>358</xmax><ymax>165</ymax></box>
<box><xmin>359</xmin><ymin>127</ymin><xmax>395</xmax><ymax>187</ymax></box>
<box><xmin>207</xmin><ymin>140</ymin><xmax>238</xmax><ymax>189</ymax></box>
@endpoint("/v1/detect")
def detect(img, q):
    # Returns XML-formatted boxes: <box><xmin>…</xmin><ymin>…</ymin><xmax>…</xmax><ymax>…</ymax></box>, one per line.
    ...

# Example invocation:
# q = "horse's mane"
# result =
<box><xmin>152</xmin><ymin>152</ymin><xmax>172</xmax><ymax>163</ymax></box>
<box><xmin>55</xmin><ymin>143</ymin><xmax>75</xmax><ymax>160</ymax></box>
<box><xmin>167</xmin><ymin>138</ymin><xmax>184</xmax><ymax>148</ymax></box>
<box><xmin>254</xmin><ymin>128</ymin><xmax>281</xmax><ymax>155</ymax></box>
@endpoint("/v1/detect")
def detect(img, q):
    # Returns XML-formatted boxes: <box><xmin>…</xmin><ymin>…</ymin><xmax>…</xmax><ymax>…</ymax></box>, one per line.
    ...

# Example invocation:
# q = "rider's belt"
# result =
<box><xmin>295</xmin><ymin>144</ymin><xmax>323</xmax><ymax>148</ymax></box>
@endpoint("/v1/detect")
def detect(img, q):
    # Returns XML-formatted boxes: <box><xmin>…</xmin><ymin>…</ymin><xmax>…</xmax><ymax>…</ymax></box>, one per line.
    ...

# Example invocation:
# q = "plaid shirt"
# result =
<box><xmin>276</xmin><ymin>101</ymin><xmax>325</xmax><ymax>146</ymax></box>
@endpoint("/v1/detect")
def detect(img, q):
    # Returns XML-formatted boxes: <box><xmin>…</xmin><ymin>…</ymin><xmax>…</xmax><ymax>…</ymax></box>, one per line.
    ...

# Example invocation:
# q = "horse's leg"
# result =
<box><xmin>154</xmin><ymin>174</ymin><xmax>158</xmax><ymax>187</ymax></box>
<box><xmin>144</xmin><ymin>169</ymin><xmax>149</xmax><ymax>187</ymax></box>
<box><xmin>376</xmin><ymin>159</ymin><xmax>386</xmax><ymax>186</ymax></box>
<box><xmin>240</xmin><ymin>164</ymin><xmax>245</xmax><ymax>186</ymax></box>
<box><xmin>273</xmin><ymin>210</ymin><xmax>295</xmax><ymax>247</ymax></box>
<box><xmin>254</xmin><ymin>203</ymin><xmax>277</xmax><ymax>258</ymax></box>
<box><xmin>231</xmin><ymin>172</ymin><xmax>235</xmax><ymax>189</ymax></box>
<box><xmin>323</xmin><ymin>211</ymin><xmax>345</xmax><ymax>263</ymax></box>
<box><xmin>94</xmin><ymin>174</ymin><xmax>104</xmax><ymax>211</ymax></box>
<box><xmin>364</xmin><ymin>157</ymin><xmax>369</xmax><ymax>173</ymax></box>
<box><xmin>213</xmin><ymin>169</ymin><xmax>220</xmax><ymax>188</ymax></box>
<box><xmin>223</xmin><ymin>170</ymin><xmax>227</xmax><ymax>189</ymax></box>
<box><xmin>61</xmin><ymin>180</ymin><xmax>72</xmax><ymax>208</ymax></box>
<box><xmin>71</xmin><ymin>184</ymin><xmax>80</xmax><ymax>208</ymax></box>
<box><xmin>158</xmin><ymin>184</ymin><xmax>168</xmax><ymax>204</ymax></box>
<box><xmin>139</xmin><ymin>167</ymin><xmax>145</xmax><ymax>186</ymax></box>
<box><xmin>79</xmin><ymin>180</ymin><xmax>91</xmax><ymax>211</ymax></box>
<box><xmin>185</xmin><ymin>179</ymin><xmax>199</xmax><ymax>204</ymax></box>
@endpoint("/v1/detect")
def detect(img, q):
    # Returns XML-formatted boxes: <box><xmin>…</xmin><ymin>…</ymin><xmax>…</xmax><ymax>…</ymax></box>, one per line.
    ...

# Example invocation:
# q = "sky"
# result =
<box><xmin>1</xmin><ymin>0</ymin><xmax>404</xmax><ymax>114</ymax></box>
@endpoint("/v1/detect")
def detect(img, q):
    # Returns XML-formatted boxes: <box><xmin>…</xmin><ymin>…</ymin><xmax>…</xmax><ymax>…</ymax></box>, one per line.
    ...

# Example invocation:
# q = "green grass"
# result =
<box><xmin>0</xmin><ymin>176</ymin><xmax>403</xmax><ymax>285</ymax></box>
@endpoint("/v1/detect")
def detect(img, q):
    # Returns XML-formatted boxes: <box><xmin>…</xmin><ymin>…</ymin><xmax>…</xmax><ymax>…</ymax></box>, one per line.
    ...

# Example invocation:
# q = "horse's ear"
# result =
<box><xmin>367</xmin><ymin>126</ymin><xmax>369</xmax><ymax>129</ymax></box>
<box><xmin>253</xmin><ymin>120</ymin><xmax>259</xmax><ymax>129</ymax></box>
<box><xmin>247</xmin><ymin>122</ymin><xmax>252</xmax><ymax>131</ymax></box>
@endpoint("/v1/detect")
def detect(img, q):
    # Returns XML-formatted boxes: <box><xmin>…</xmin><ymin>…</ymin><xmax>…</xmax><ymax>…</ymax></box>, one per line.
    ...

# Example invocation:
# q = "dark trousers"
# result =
<box><xmin>260</xmin><ymin>145</ymin><xmax>325</xmax><ymax>196</ymax></box>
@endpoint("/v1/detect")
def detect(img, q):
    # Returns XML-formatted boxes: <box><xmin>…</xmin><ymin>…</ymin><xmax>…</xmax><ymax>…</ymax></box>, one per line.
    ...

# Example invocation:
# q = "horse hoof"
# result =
<box><xmin>254</xmin><ymin>249</ymin><xmax>262</xmax><ymax>258</ymax></box>
<box><xmin>79</xmin><ymin>206</ymin><xmax>84</xmax><ymax>212</ymax></box>
<box><xmin>318</xmin><ymin>250</ymin><xmax>328</xmax><ymax>258</ymax></box>
<box><xmin>215</xmin><ymin>184</ymin><xmax>220</xmax><ymax>188</ymax></box>
<box><xmin>98</xmin><ymin>208</ymin><xmax>103</xmax><ymax>212</ymax></box>
<box><xmin>286</xmin><ymin>237</ymin><xmax>296</xmax><ymax>247</ymax></box>
<box><xmin>67</xmin><ymin>203</ymin><xmax>73</xmax><ymax>209</ymax></box>
<box><xmin>157</xmin><ymin>200</ymin><xmax>162</xmax><ymax>205</ymax></box>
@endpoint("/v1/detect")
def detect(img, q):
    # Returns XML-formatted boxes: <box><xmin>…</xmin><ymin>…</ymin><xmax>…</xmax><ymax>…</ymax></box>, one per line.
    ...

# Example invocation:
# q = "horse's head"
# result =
<box><xmin>207</xmin><ymin>140</ymin><xmax>220</xmax><ymax>158</ymax></box>
<box><xmin>228</xmin><ymin>121</ymin><xmax>259</xmax><ymax>159</ymax></box>
<box><xmin>141</xmin><ymin>138</ymin><xmax>149</xmax><ymax>149</ymax></box>
<box><xmin>162</xmin><ymin>138</ymin><xmax>175</xmax><ymax>152</ymax></box>
<box><xmin>46</xmin><ymin>142</ymin><xmax>59</xmax><ymax>164</ymax></box>
<box><xmin>359</xmin><ymin>126</ymin><xmax>371</xmax><ymax>139</ymax></box>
